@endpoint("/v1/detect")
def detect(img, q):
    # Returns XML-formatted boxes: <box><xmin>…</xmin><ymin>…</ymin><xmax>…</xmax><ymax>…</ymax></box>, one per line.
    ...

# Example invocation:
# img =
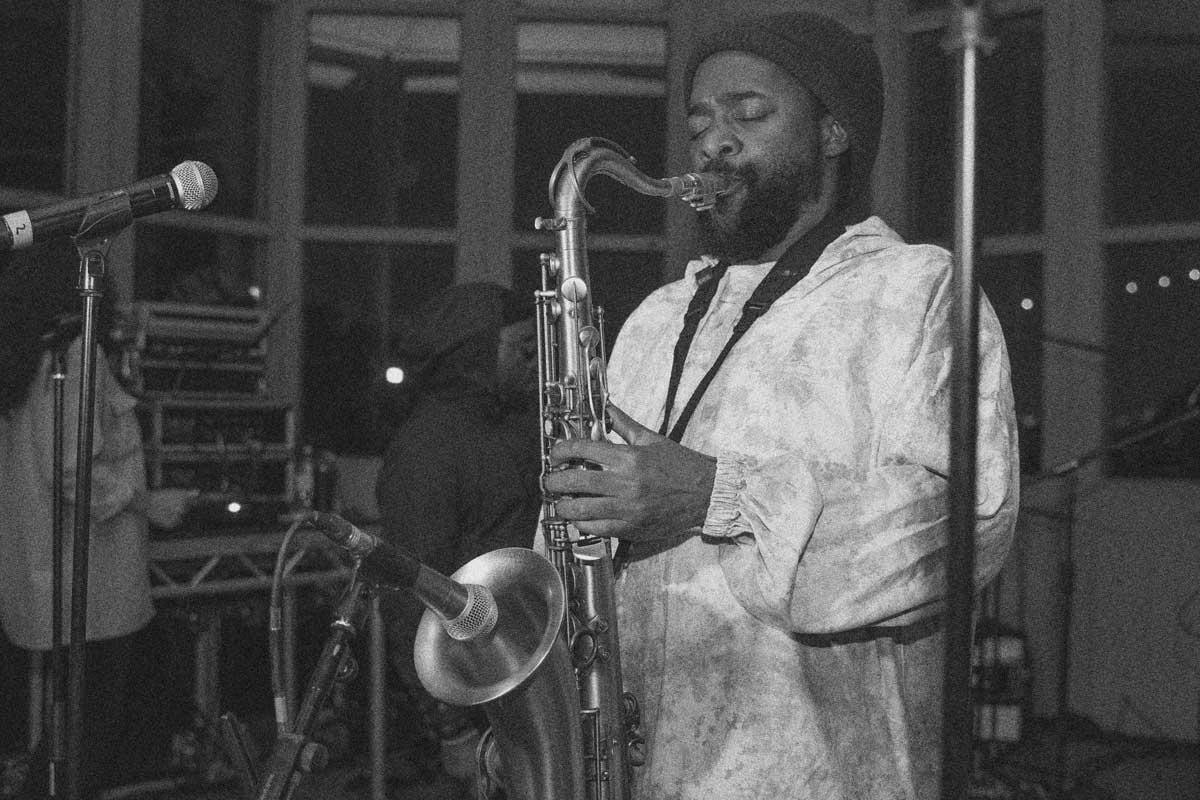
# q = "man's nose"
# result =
<box><xmin>695</xmin><ymin>121</ymin><xmax>741</xmax><ymax>164</ymax></box>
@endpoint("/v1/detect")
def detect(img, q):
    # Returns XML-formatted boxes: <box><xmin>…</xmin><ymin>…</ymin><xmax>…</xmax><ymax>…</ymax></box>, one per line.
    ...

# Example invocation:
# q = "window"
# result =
<box><xmin>300</xmin><ymin>14</ymin><xmax>671</xmax><ymax>452</ymax></box>
<box><xmin>979</xmin><ymin>254</ymin><xmax>1044</xmax><ymax>474</ymax></box>
<box><xmin>907</xmin><ymin>11</ymin><xmax>1044</xmax><ymax>244</ymax></box>
<box><xmin>136</xmin><ymin>0</ymin><xmax>267</xmax><ymax>305</ymax></box>
<box><xmin>303</xmin><ymin>242</ymin><xmax>454</xmax><ymax>452</ymax></box>
<box><xmin>513</xmin><ymin>22</ymin><xmax>668</xmax><ymax>236</ymax></box>
<box><xmin>513</xmin><ymin>21</ymin><xmax>669</xmax><ymax>337</ymax></box>
<box><xmin>906</xmin><ymin>5</ymin><xmax>1046</xmax><ymax>471</ymax></box>
<box><xmin>306</xmin><ymin>15</ymin><xmax>459</xmax><ymax>227</ymax></box>
<box><xmin>1105</xmin><ymin>244</ymin><xmax>1200</xmax><ymax>476</ymax></box>
<box><xmin>1103</xmin><ymin>0</ymin><xmax>1200</xmax><ymax>476</ymax></box>
<box><xmin>1104</xmin><ymin>1</ymin><xmax>1200</xmax><ymax>225</ymax></box>
<box><xmin>0</xmin><ymin>0</ymin><xmax>70</xmax><ymax>197</ymax></box>
<box><xmin>302</xmin><ymin>13</ymin><xmax>462</xmax><ymax>452</ymax></box>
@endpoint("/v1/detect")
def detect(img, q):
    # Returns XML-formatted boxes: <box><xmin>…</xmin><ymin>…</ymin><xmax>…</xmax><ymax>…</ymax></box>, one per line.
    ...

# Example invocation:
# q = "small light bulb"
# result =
<box><xmin>386</xmin><ymin>366</ymin><xmax>405</xmax><ymax>384</ymax></box>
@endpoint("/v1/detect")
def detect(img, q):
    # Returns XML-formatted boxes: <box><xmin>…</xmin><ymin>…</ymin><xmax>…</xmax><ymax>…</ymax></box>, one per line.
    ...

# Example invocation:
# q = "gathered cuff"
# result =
<box><xmin>702</xmin><ymin>453</ymin><xmax>748</xmax><ymax>538</ymax></box>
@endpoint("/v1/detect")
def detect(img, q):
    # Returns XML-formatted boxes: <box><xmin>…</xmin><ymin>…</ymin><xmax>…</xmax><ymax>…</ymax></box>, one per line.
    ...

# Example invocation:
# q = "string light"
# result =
<box><xmin>1119</xmin><ymin>266</ymin><xmax>1200</xmax><ymax>297</ymax></box>
<box><xmin>385</xmin><ymin>366</ymin><xmax>405</xmax><ymax>384</ymax></box>
<box><xmin>1110</xmin><ymin>264</ymin><xmax>1200</xmax><ymax>437</ymax></box>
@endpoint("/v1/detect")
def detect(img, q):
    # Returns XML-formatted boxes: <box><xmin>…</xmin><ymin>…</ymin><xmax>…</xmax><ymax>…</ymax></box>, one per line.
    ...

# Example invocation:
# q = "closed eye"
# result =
<box><xmin>732</xmin><ymin>98</ymin><xmax>773</xmax><ymax>122</ymax></box>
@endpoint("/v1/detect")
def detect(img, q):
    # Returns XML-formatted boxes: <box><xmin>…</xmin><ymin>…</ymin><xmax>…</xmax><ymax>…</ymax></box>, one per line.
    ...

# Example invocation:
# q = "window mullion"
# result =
<box><xmin>67</xmin><ymin>0</ymin><xmax>143</xmax><ymax>301</ymax></box>
<box><xmin>873</xmin><ymin>0</ymin><xmax>910</xmax><ymax>235</ymax></box>
<box><xmin>263</xmin><ymin>0</ymin><xmax>310</xmax><ymax>406</ymax></box>
<box><xmin>1041</xmin><ymin>0</ymin><xmax>1106</xmax><ymax>471</ymax></box>
<box><xmin>457</xmin><ymin>0</ymin><xmax>517</xmax><ymax>286</ymax></box>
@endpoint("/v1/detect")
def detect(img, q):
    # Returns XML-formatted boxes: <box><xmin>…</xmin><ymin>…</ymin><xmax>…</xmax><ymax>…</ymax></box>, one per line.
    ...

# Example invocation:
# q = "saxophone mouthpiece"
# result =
<box><xmin>671</xmin><ymin>172</ymin><xmax>736</xmax><ymax>212</ymax></box>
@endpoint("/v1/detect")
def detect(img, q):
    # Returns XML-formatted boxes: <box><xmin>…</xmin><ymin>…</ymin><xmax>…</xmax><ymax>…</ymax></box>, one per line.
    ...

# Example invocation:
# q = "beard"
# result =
<box><xmin>697</xmin><ymin>144</ymin><xmax>823</xmax><ymax>264</ymax></box>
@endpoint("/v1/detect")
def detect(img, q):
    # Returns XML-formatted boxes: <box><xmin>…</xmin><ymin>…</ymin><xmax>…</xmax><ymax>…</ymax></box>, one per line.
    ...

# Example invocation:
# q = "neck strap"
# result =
<box><xmin>658</xmin><ymin>215</ymin><xmax>844</xmax><ymax>442</ymax></box>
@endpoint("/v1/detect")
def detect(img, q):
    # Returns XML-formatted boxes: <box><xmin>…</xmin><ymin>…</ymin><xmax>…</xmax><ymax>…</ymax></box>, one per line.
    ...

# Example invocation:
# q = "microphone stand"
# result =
<box><xmin>941</xmin><ymin>3</ymin><xmax>996</xmax><ymax>799</ymax></box>
<box><xmin>48</xmin><ymin>343</ymin><xmax>68</xmax><ymax>799</ymax></box>
<box><xmin>1025</xmin><ymin>400</ymin><xmax>1200</xmax><ymax>798</ymax></box>
<box><xmin>238</xmin><ymin>571</ymin><xmax>370</xmax><ymax>800</ymax></box>
<box><xmin>62</xmin><ymin>194</ymin><xmax>134</xmax><ymax>800</ymax></box>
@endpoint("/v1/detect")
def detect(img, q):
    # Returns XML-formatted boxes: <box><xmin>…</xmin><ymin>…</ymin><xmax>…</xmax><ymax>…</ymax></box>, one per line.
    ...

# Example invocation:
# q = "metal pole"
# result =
<box><xmin>65</xmin><ymin>193</ymin><xmax>133</xmax><ymax>800</ymax></box>
<box><xmin>941</xmin><ymin>4</ymin><xmax>995</xmax><ymax>799</ymax></box>
<box><xmin>65</xmin><ymin>242</ymin><xmax>106</xmax><ymax>800</ymax></box>
<box><xmin>369</xmin><ymin>594</ymin><xmax>387</xmax><ymax>800</ymax></box>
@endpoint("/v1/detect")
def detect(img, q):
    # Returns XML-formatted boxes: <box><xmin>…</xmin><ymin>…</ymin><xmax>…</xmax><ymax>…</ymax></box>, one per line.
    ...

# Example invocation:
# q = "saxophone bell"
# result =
<box><xmin>415</xmin><ymin>548</ymin><xmax>589</xmax><ymax>800</ymax></box>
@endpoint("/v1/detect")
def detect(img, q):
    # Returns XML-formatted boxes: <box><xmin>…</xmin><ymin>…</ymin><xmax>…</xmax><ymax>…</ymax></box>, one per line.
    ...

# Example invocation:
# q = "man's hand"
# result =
<box><xmin>542</xmin><ymin>403</ymin><xmax>717</xmax><ymax>541</ymax></box>
<box><xmin>146</xmin><ymin>487</ymin><xmax>199</xmax><ymax>530</ymax></box>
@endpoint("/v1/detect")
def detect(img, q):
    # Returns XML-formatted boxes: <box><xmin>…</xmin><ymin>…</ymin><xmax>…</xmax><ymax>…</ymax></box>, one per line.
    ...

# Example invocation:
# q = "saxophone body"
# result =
<box><xmin>413</xmin><ymin>138</ymin><xmax>728</xmax><ymax>800</ymax></box>
<box><xmin>530</xmin><ymin>138</ymin><xmax>728</xmax><ymax>800</ymax></box>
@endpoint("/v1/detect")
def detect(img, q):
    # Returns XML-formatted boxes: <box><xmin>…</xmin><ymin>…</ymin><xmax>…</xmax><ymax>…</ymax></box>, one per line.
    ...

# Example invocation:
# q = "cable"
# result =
<box><xmin>269</xmin><ymin>516</ymin><xmax>305</xmax><ymax>732</ymax></box>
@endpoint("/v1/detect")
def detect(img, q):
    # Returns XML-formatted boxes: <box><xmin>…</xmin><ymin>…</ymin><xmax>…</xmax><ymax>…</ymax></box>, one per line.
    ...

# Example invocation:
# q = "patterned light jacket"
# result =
<box><xmin>0</xmin><ymin>339</ymin><xmax>153</xmax><ymax>650</ymax></box>
<box><xmin>607</xmin><ymin>216</ymin><xmax>1020</xmax><ymax>800</ymax></box>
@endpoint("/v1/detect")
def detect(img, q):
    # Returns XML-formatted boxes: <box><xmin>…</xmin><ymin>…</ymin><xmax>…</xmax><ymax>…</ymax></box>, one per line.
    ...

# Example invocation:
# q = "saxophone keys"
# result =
<box><xmin>562</xmin><ymin>275</ymin><xmax>589</xmax><ymax>302</ymax></box>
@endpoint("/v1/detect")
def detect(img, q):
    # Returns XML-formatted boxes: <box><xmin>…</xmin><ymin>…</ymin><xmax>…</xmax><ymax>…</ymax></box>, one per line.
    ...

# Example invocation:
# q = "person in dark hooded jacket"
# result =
<box><xmin>375</xmin><ymin>281</ymin><xmax>540</xmax><ymax>788</ymax></box>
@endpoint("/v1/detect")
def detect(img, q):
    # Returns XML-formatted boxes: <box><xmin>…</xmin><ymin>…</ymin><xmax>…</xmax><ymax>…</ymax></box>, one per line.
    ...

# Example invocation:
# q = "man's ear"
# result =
<box><xmin>821</xmin><ymin>116</ymin><xmax>849</xmax><ymax>157</ymax></box>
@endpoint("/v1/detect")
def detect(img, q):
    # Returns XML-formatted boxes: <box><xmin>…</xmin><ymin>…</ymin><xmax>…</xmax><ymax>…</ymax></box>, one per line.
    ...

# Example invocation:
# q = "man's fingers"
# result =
<box><xmin>570</xmin><ymin>519</ymin><xmax>626</xmax><ymax>538</ymax></box>
<box><xmin>548</xmin><ymin>405</ymin><xmax>658</xmax><ymax>464</ymax></box>
<box><xmin>552</xmin><ymin>494</ymin><xmax>624</xmax><ymax>521</ymax></box>
<box><xmin>542</xmin><ymin>466</ymin><xmax>621</xmax><ymax>496</ymax></box>
<box><xmin>606</xmin><ymin>402</ymin><xmax>658</xmax><ymax>445</ymax></box>
<box><xmin>548</xmin><ymin>436</ymin><xmax>616</xmax><ymax>466</ymax></box>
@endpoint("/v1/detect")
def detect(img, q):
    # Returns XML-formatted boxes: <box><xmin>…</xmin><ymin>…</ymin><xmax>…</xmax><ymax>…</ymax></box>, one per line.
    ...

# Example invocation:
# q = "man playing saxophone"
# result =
<box><xmin>542</xmin><ymin>11</ymin><xmax>1020</xmax><ymax>800</ymax></box>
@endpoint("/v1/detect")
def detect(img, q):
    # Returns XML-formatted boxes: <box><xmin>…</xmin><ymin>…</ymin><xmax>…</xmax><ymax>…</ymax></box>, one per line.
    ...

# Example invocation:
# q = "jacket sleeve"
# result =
<box><xmin>375</xmin><ymin>431</ymin><xmax>462</xmax><ymax>577</ymax></box>
<box><xmin>707</xmin><ymin>279</ymin><xmax>1020</xmax><ymax>635</ymax></box>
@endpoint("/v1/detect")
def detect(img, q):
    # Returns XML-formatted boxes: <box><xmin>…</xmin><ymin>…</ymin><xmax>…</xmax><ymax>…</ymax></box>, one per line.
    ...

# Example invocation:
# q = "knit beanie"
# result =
<box><xmin>685</xmin><ymin>12</ymin><xmax>884</xmax><ymax>203</ymax></box>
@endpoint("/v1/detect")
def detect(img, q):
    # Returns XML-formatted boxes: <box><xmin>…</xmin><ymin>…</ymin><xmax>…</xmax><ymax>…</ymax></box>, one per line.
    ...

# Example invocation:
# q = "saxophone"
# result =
<box><xmin>530</xmin><ymin>138</ymin><xmax>728</xmax><ymax>799</ymax></box>
<box><xmin>411</xmin><ymin>138</ymin><xmax>727</xmax><ymax>800</ymax></box>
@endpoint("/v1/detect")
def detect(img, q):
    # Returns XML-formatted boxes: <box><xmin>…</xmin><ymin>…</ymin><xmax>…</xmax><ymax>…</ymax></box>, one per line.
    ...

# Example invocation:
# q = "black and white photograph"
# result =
<box><xmin>1</xmin><ymin>1</ymin><xmax>1196</xmax><ymax>799</ymax></box>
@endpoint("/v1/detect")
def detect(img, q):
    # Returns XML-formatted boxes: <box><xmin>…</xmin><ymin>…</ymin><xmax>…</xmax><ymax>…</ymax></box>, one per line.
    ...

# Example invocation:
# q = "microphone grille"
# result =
<box><xmin>442</xmin><ymin>583</ymin><xmax>498</xmax><ymax>641</ymax></box>
<box><xmin>170</xmin><ymin>161</ymin><xmax>219</xmax><ymax>211</ymax></box>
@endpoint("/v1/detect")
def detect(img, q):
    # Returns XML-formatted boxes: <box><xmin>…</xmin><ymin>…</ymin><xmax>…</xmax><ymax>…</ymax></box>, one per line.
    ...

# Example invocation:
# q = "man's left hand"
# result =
<box><xmin>542</xmin><ymin>403</ymin><xmax>717</xmax><ymax>541</ymax></box>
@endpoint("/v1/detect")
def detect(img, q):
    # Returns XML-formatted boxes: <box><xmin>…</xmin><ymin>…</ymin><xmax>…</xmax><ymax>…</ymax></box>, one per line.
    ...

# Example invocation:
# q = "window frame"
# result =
<box><xmin>15</xmin><ymin>0</ymin><xmax>1200</xmax><ymax>471</ymax></box>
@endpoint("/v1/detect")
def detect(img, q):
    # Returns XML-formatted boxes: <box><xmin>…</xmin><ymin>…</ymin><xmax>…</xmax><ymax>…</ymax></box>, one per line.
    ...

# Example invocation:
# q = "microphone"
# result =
<box><xmin>1</xmin><ymin>160</ymin><xmax>219</xmax><ymax>251</ymax></box>
<box><xmin>307</xmin><ymin>511</ymin><xmax>498</xmax><ymax>641</ymax></box>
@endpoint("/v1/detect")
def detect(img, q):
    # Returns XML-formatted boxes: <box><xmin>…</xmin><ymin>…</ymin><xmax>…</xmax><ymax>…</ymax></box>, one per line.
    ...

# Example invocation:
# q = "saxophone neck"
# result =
<box><xmin>548</xmin><ymin>137</ymin><xmax>733</xmax><ymax>217</ymax></box>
